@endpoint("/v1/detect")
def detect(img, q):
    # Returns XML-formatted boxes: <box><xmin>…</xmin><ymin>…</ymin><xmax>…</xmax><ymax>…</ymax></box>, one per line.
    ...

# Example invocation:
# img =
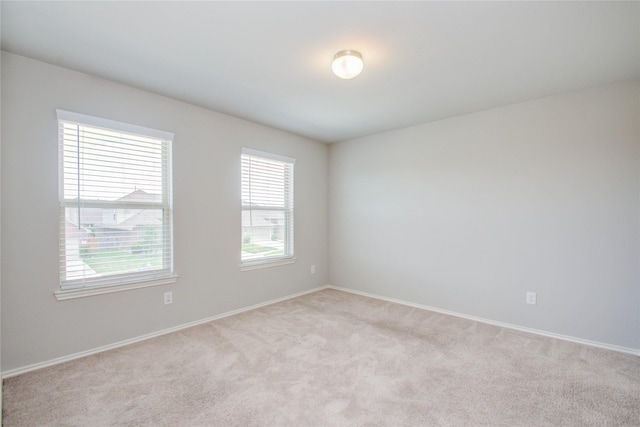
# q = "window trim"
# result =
<box><xmin>56</xmin><ymin>110</ymin><xmax>176</xmax><ymax>296</ymax></box>
<box><xmin>54</xmin><ymin>275</ymin><xmax>178</xmax><ymax>301</ymax></box>
<box><xmin>57</xmin><ymin>110</ymin><xmax>174</xmax><ymax>141</ymax></box>
<box><xmin>239</xmin><ymin>258</ymin><xmax>296</xmax><ymax>271</ymax></box>
<box><xmin>240</xmin><ymin>147</ymin><xmax>295</xmax><ymax>269</ymax></box>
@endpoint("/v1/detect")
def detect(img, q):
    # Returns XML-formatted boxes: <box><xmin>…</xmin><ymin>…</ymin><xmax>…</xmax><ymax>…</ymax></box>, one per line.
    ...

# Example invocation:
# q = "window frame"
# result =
<box><xmin>55</xmin><ymin>110</ymin><xmax>177</xmax><ymax>300</ymax></box>
<box><xmin>240</xmin><ymin>147</ymin><xmax>295</xmax><ymax>270</ymax></box>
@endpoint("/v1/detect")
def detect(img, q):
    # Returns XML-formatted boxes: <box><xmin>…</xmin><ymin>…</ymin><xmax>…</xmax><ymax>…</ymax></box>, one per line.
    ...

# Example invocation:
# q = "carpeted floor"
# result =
<box><xmin>3</xmin><ymin>288</ymin><xmax>640</xmax><ymax>426</ymax></box>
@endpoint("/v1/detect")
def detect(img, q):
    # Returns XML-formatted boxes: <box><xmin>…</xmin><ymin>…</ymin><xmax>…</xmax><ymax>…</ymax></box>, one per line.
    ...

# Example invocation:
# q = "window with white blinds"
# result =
<box><xmin>57</xmin><ymin>110</ymin><xmax>174</xmax><ymax>292</ymax></box>
<box><xmin>241</xmin><ymin>148</ymin><xmax>295</xmax><ymax>267</ymax></box>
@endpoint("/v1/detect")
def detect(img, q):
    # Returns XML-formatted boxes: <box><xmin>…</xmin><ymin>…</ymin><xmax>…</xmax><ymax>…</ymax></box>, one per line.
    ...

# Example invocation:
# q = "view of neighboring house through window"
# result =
<box><xmin>241</xmin><ymin>148</ymin><xmax>295</xmax><ymax>267</ymax></box>
<box><xmin>57</xmin><ymin>110</ymin><xmax>174</xmax><ymax>291</ymax></box>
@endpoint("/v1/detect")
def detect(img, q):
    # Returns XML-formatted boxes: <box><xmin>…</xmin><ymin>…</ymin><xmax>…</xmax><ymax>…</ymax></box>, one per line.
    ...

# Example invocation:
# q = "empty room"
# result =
<box><xmin>1</xmin><ymin>1</ymin><xmax>639</xmax><ymax>426</ymax></box>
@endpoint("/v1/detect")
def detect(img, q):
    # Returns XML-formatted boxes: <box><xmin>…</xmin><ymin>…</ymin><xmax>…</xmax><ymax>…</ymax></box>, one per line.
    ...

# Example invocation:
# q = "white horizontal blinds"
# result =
<box><xmin>241</xmin><ymin>148</ymin><xmax>294</xmax><ymax>264</ymax></box>
<box><xmin>58</xmin><ymin>110</ymin><xmax>173</xmax><ymax>290</ymax></box>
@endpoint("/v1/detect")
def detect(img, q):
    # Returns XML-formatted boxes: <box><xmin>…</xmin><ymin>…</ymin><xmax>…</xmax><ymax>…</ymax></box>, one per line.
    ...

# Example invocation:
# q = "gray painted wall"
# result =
<box><xmin>329</xmin><ymin>81</ymin><xmax>640</xmax><ymax>349</ymax></box>
<box><xmin>1</xmin><ymin>52</ymin><xmax>329</xmax><ymax>372</ymax></box>
<box><xmin>2</xmin><ymin>50</ymin><xmax>639</xmax><ymax>373</ymax></box>
<box><xmin>0</xmin><ymin>36</ymin><xmax>3</xmax><ymax>411</ymax></box>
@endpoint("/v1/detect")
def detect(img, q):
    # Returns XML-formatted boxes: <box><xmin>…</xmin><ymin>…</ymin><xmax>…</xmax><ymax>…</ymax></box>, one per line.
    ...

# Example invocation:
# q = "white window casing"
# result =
<box><xmin>241</xmin><ymin>148</ymin><xmax>295</xmax><ymax>269</ymax></box>
<box><xmin>56</xmin><ymin>110</ymin><xmax>176</xmax><ymax>298</ymax></box>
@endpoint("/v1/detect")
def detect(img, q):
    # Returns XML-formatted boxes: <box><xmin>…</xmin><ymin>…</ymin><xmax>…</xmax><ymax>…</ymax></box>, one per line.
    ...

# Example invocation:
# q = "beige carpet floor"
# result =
<box><xmin>3</xmin><ymin>288</ymin><xmax>640</xmax><ymax>426</ymax></box>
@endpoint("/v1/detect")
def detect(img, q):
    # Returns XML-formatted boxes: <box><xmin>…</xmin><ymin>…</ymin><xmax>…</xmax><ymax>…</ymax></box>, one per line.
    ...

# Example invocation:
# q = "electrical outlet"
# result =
<box><xmin>526</xmin><ymin>292</ymin><xmax>537</xmax><ymax>305</ymax></box>
<box><xmin>311</xmin><ymin>265</ymin><xmax>316</xmax><ymax>274</ymax></box>
<box><xmin>164</xmin><ymin>291</ymin><xmax>173</xmax><ymax>305</ymax></box>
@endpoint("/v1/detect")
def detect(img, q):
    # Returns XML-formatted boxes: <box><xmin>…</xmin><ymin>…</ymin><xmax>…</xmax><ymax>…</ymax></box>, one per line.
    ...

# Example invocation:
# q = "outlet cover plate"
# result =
<box><xmin>164</xmin><ymin>291</ymin><xmax>173</xmax><ymax>305</ymax></box>
<box><xmin>526</xmin><ymin>292</ymin><xmax>537</xmax><ymax>305</ymax></box>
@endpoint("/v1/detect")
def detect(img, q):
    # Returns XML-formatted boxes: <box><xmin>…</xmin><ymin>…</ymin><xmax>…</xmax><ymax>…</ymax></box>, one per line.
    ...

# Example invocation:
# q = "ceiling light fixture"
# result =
<box><xmin>332</xmin><ymin>50</ymin><xmax>363</xmax><ymax>79</ymax></box>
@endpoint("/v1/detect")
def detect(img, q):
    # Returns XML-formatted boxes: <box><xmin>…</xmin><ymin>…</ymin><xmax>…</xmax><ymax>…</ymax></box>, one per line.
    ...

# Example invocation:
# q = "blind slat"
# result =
<box><xmin>241</xmin><ymin>148</ymin><xmax>294</xmax><ymax>264</ymax></box>
<box><xmin>59</xmin><ymin>112</ymin><xmax>173</xmax><ymax>291</ymax></box>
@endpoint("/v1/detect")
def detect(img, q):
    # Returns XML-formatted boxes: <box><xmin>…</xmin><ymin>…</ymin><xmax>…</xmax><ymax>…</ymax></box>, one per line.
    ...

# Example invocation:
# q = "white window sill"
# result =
<box><xmin>54</xmin><ymin>275</ymin><xmax>178</xmax><ymax>301</ymax></box>
<box><xmin>240</xmin><ymin>257</ymin><xmax>296</xmax><ymax>271</ymax></box>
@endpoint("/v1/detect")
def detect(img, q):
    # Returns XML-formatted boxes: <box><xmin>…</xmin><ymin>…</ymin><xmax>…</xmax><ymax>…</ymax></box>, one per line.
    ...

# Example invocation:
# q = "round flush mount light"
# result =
<box><xmin>332</xmin><ymin>50</ymin><xmax>363</xmax><ymax>79</ymax></box>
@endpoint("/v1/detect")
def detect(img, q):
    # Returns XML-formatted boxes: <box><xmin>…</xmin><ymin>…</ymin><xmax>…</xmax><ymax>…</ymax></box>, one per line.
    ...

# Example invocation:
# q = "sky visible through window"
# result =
<box><xmin>62</xmin><ymin>123</ymin><xmax>164</xmax><ymax>202</ymax></box>
<box><xmin>241</xmin><ymin>157</ymin><xmax>287</xmax><ymax>208</ymax></box>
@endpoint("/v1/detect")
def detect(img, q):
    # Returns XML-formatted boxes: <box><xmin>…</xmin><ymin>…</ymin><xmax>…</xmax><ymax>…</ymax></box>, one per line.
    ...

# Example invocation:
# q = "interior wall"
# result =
<box><xmin>329</xmin><ymin>80</ymin><xmax>640</xmax><ymax>350</ymax></box>
<box><xmin>1</xmin><ymin>52</ymin><xmax>329</xmax><ymax>372</ymax></box>
<box><xmin>0</xmin><ymin>28</ymin><xmax>3</xmax><ymax>411</ymax></box>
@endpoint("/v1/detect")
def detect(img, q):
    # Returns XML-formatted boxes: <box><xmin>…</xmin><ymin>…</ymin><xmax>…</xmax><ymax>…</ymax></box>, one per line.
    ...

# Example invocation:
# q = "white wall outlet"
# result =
<box><xmin>311</xmin><ymin>265</ymin><xmax>316</xmax><ymax>274</ymax></box>
<box><xmin>526</xmin><ymin>292</ymin><xmax>537</xmax><ymax>305</ymax></box>
<box><xmin>164</xmin><ymin>291</ymin><xmax>173</xmax><ymax>305</ymax></box>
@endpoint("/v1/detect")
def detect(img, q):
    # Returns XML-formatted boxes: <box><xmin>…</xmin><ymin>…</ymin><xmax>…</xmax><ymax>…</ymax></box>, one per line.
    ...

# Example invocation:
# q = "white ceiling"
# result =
<box><xmin>2</xmin><ymin>1</ymin><xmax>639</xmax><ymax>143</ymax></box>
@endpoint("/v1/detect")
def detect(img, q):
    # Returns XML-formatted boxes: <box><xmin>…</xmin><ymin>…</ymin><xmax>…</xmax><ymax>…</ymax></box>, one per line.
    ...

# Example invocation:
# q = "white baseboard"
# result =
<box><xmin>4</xmin><ymin>283</ymin><xmax>636</xmax><ymax>379</ymax></box>
<box><xmin>327</xmin><ymin>285</ymin><xmax>640</xmax><ymax>357</ymax></box>
<box><xmin>2</xmin><ymin>285</ymin><xmax>330</xmax><ymax>379</ymax></box>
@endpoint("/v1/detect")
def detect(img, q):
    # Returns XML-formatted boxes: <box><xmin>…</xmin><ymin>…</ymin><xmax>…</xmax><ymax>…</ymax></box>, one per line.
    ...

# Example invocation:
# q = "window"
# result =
<box><xmin>57</xmin><ymin>110</ymin><xmax>175</xmax><ymax>297</ymax></box>
<box><xmin>241</xmin><ymin>148</ymin><xmax>295</xmax><ymax>268</ymax></box>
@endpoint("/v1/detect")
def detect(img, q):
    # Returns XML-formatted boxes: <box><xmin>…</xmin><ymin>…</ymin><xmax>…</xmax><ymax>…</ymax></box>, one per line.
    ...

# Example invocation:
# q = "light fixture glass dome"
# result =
<box><xmin>332</xmin><ymin>50</ymin><xmax>363</xmax><ymax>79</ymax></box>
